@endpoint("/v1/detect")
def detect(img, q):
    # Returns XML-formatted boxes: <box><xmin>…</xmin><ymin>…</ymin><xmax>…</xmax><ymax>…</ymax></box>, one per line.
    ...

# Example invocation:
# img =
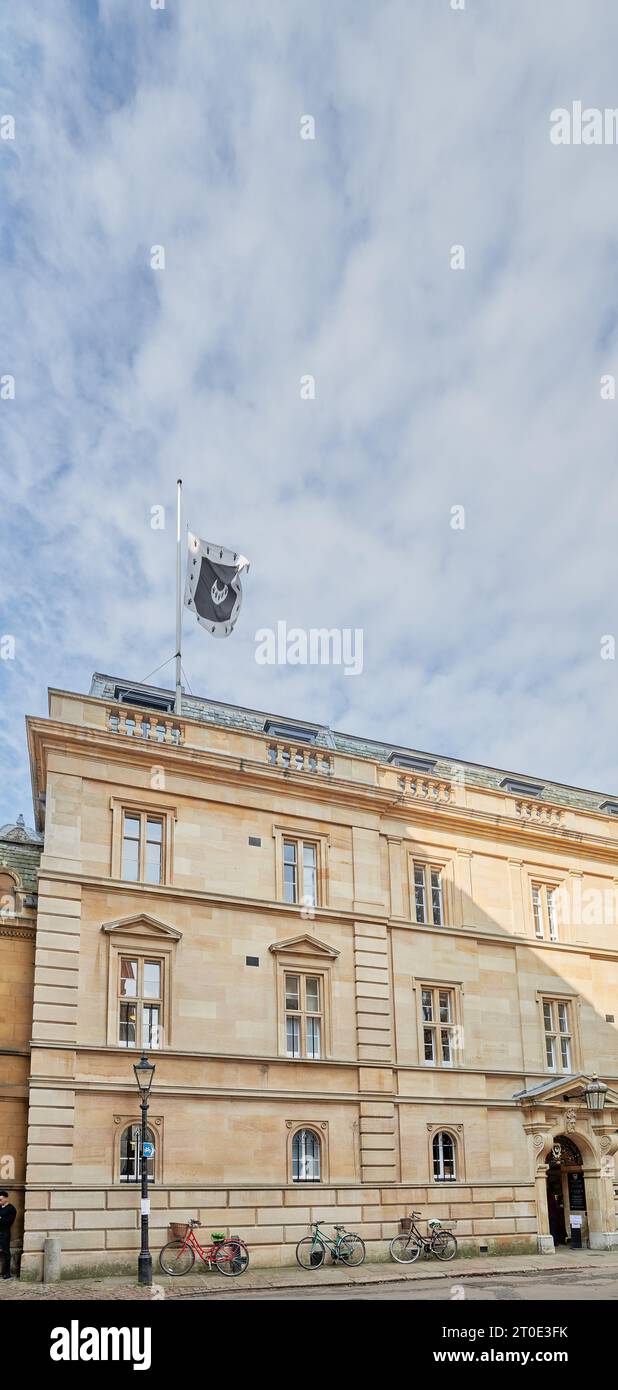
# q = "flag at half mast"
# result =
<box><xmin>184</xmin><ymin>532</ymin><xmax>250</xmax><ymax>638</ymax></box>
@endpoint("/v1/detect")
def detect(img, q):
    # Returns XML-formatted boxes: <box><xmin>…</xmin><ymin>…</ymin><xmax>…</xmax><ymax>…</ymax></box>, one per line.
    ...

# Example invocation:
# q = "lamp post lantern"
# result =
<box><xmin>583</xmin><ymin>1074</ymin><xmax>608</xmax><ymax>1113</ymax></box>
<box><xmin>133</xmin><ymin>1053</ymin><xmax>156</xmax><ymax>1286</ymax></box>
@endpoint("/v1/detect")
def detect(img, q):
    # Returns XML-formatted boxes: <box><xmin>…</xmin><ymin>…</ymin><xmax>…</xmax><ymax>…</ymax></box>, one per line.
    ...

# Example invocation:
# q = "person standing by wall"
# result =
<box><xmin>0</xmin><ymin>1191</ymin><xmax>16</xmax><ymax>1280</ymax></box>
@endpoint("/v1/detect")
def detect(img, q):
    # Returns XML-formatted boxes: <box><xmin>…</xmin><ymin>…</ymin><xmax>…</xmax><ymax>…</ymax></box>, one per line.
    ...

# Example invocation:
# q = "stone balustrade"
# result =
<box><xmin>267</xmin><ymin>742</ymin><xmax>333</xmax><ymax>774</ymax></box>
<box><xmin>397</xmin><ymin>776</ymin><xmax>451</xmax><ymax>802</ymax></box>
<box><xmin>106</xmin><ymin>708</ymin><xmax>183</xmax><ymax>745</ymax></box>
<box><xmin>514</xmin><ymin>800</ymin><xmax>562</xmax><ymax>826</ymax></box>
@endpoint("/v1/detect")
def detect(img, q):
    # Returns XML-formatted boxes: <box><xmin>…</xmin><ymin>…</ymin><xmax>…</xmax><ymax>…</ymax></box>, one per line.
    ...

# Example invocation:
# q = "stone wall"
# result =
<box><xmin>20</xmin><ymin>1181</ymin><xmax>538</xmax><ymax>1278</ymax></box>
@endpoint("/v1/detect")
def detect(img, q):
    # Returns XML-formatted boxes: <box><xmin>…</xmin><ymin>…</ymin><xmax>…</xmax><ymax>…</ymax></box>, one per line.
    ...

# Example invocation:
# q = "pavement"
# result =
<box><xmin>207</xmin><ymin>1267</ymin><xmax>618</xmax><ymax>1300</ymax></box>
<box><xmin>2</xmin><ymin>1247</ymin><xmax>618</xmax><ymax>1300</ymax></box>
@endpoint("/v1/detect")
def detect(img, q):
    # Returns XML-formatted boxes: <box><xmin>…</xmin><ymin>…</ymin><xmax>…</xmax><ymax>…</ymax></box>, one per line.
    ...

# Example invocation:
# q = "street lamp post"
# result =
<box><xmin>133</xmin><ymin>1053</ymin><xmax>156</xmax><ymax>1286</ymax></box>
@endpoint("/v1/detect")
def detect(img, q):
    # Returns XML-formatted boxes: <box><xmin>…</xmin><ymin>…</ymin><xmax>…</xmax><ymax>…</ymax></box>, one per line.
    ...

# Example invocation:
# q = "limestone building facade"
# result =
<box><xmin>9</xmin><ymin>673</ymin><xmax>618</xmax><ymax>1276</ymax></box>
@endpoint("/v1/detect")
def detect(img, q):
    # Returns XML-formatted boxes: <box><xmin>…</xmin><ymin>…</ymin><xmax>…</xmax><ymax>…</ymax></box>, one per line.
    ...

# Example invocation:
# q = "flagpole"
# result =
<box><xmin>175</xmin><ymin>478</ymin><xmax>182</xmax><ymax>715</ymax></box>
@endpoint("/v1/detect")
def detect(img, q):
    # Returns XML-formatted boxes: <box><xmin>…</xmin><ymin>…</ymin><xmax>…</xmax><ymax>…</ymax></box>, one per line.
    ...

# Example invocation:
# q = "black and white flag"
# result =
<box><xmin>184</xmin><ymin>533</ymin><xmax>250</xmax><ymax>638</ymax></box>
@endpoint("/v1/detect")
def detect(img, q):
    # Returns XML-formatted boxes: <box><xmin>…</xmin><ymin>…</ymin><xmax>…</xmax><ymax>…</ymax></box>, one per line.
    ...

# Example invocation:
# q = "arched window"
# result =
<box><xmin>433</xmin><ymin>1131</ymin><xmax>457</xmax><ymax>1182</ymax></box>
<box><xmin>0</xmin><ymin>872</ymin><xmax>17</xmax><ymax>917</ymax></box>
<box><xmin>292</xmin><ymin>1128</ymin><xmax>321</xmax><ymax>1183</ymax></box>
<box><xmin>120</xmin><ymin>1125</ymin><xmax>156</xmax><ymax>1183</ymax></box>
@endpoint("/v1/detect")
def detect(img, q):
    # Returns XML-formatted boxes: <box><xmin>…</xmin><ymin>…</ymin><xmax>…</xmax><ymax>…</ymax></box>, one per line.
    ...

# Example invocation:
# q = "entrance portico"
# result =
<box><xmin>515</xmin><ymin>1074</ymin><xmax>618</xmax><ymax>1253</ymax></box>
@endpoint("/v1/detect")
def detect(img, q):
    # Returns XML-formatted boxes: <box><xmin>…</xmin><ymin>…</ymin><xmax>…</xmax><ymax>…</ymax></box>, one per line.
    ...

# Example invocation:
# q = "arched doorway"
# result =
<box><xmin>518</xmin><ymin>1076</ymin><xmax>618</xmax><ymax>1251</ymax></box>
<box><xmin>545</xmin><ymin>1136</ymin><xmax>585</xmax><ymax>1246</ymax></box>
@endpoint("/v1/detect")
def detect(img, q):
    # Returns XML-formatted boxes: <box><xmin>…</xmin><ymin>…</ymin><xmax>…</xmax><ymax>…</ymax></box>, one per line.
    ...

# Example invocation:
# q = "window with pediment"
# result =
<box><xmin>102</xmin><ymin>914</ymin><xmax>181</xmax><ymax>1049</ymax></box>
<box><xmin>270</xmin><ymin>934</ymin><xmax>339</xmax><ymax>1060</ymax></box>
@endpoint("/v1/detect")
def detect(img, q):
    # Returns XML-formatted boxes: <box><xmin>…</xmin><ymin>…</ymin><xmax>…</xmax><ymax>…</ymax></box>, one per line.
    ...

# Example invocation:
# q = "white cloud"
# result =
<box><xmin>3</xmin><ymin>0</ymin><xmax>618</xmax><ymax>820</ymax></box>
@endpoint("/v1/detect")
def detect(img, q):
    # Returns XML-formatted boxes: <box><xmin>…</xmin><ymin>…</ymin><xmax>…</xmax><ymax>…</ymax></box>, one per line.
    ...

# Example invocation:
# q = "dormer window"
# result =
<box><xmin>500</xmin><ymin>777</ymin><xmax>544</xmax><ymax>797</ymax></box>
<box><xmin>114</xmin><ymin>685</ymin><xmax>175</xmax><ymax>714</ymax></box>
<box><xmin>264</xmin><ymin>720</ymin><xmax>319</xmax><ymax>744</ymax></box>
<box><xmin>388</xmin><ymin>752</ymin><xmax>437</xmax><ymax>773</ymax></box>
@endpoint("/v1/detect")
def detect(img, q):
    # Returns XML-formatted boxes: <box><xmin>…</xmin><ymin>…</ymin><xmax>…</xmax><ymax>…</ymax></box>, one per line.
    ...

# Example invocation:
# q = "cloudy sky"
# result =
<box><xmin>3</xmin><ymin>0</ymin><xmax>618</xmax><ymax>824</ymax></box>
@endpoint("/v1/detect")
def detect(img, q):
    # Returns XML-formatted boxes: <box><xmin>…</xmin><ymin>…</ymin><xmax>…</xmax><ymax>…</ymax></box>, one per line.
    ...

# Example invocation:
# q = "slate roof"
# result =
<box><xmin>0</xmin><ymin>818</ymin><xmax>42</xmax><ymax>893</ymax></box>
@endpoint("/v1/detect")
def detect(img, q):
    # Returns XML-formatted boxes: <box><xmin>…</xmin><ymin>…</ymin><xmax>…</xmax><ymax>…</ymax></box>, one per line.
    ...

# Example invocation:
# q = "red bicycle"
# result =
<box><xmin>159</xmin><ymin>1219</ymin><xmax>250</xmax><ymax>1277</ymax></box>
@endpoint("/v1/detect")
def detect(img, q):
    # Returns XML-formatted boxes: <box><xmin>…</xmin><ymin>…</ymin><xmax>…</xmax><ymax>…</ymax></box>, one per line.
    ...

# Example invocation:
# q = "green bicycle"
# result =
<box><xmin>296</xmin><ymin>1220</ymin><xmax>366</xmax><ymax>1269</ymax></box>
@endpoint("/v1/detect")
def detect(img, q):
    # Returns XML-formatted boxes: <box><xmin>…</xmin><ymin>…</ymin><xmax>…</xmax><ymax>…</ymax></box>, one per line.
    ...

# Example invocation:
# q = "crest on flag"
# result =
<box><xmin>184</xmin><ymin>532</ymin><xmax>250</xmax><ymax>638</ymax></box>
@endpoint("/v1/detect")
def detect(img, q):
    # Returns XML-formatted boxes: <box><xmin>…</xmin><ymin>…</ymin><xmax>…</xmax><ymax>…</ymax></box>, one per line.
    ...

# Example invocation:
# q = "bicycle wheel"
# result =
<box><xmin>159</xmin><ymin>1240</ymin><xmax>195</xmax><ymax>1275</ymax></box>
<box><xmin>215</xmin><ymin>1239</ymin><xmax>250</xmax><ymax>1276</ymax></box>
<box><xmin>432</xmin><ymin>1230</ymin><xmax>458</xmax><ymax>1261</ymax></box>
<box><xmin>339</xmin><ymin>1235</ymin><xmax>366</xmax><ymax>1267</ymax></box>
<box><xmin>296</xmin><ymin>1236</ymin><xmax>326</xmax><ymax>1269</ymax></box>
<box><xmin>389</xmin><ymin>1233</ymin><xmax>422</xmax><ymax>1264</ymax></box>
